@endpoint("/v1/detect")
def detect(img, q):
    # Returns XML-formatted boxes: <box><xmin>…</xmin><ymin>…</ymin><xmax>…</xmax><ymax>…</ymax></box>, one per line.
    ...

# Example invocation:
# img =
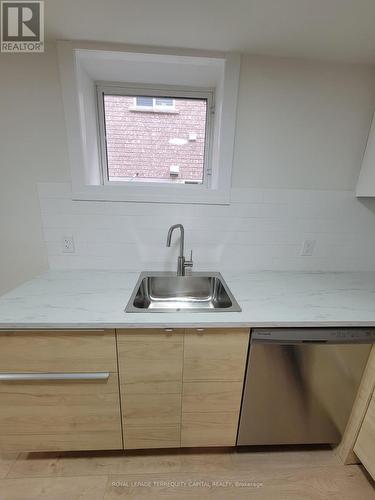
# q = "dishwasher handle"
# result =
<box><xmin>251</xmin><ymin>338</ymin><xmax>328</xmax><ymax>345</ymax></box>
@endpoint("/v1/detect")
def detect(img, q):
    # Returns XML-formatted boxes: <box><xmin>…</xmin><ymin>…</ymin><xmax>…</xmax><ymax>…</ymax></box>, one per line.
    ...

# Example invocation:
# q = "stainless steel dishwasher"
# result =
<box><xmin>237</xmin><ymin>328</ymin><xmax>375</xmax><ymax>446</ymax></box>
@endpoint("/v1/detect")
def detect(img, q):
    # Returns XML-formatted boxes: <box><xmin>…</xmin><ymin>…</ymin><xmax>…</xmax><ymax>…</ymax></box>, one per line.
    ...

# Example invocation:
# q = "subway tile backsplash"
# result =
<box><xmin>37</xmin><ymin>183</ymin><xmax>375</xmax><ymax>272</ymax></box>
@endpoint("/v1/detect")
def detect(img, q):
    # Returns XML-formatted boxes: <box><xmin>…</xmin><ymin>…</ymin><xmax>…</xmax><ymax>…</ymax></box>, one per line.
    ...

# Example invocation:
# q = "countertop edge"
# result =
<box><xmin>2</xmin><ymin>321</ymin><xmax>375</xmax><ymax>330</ymax></box>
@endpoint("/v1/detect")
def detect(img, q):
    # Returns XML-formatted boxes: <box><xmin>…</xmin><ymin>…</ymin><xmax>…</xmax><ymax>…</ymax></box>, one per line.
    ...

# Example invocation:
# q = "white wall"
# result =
<box><xmin>1</xmin><ymin>47</ymin><xmax>375</xmax><ymax>292</ymax></box>
<box><xmin>233</xmin><ymin>55</ymin><xmax>375</xmax><ymax>190</ymax></box>
<box><xmin>0</xmin><ymin>45</ymin><xmax>70</xmax><ymax>294</ymax></box>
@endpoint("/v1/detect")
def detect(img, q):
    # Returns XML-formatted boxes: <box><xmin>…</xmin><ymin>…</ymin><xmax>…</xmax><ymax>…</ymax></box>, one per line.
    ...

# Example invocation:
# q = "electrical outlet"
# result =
<box><xmin>301</xmin><ymin>239</ymin><xmax>316</xmax><ymax>256</ymax></box>
<box><xmin>62</xmin><ymin>236</ymin><xmax>75</xmax><ymax>253</ymax></box>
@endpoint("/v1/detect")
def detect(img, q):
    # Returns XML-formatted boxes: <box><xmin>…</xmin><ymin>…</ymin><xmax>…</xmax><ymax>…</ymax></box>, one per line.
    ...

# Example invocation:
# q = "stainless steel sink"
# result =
<box><xmin>125</xmin><ymin>272</ymin><xmax>241</xmax><ymax>312</ymax></box>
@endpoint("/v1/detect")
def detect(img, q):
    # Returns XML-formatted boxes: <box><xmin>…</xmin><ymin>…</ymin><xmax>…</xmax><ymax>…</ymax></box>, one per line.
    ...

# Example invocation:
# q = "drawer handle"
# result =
<box><xmin>164</xmin><ymin>328</ymin><xmax>174</xmax><ymax>333</ymax></box>
<box><xmin>196</xmin><ymin>328</ymin><xmax>205</xmax><ymax>333</ymax></box>
<box><xmin>0</xmin><ymin>372</ymin><xmax>110</xmax><ymax>381</ymax></box>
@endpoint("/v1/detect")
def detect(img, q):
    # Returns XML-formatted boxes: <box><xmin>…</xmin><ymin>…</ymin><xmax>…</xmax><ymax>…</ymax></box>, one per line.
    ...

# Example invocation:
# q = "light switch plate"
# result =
<box><xmin>301</xmin><ymin>239</ymin><xmax>316</xmax><ymax>256</ymax></box>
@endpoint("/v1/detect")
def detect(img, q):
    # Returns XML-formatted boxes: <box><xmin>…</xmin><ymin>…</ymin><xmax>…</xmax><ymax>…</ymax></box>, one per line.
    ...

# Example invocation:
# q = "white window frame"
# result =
<box><xmin>57</xmin><ymin>41</ymin><xmax>240</xmax><ymax>205</ymax></box>
<box><xmin>96</xmin><ymin>83</ymin><xmax>214</xmax><ymax>188</ymax></box>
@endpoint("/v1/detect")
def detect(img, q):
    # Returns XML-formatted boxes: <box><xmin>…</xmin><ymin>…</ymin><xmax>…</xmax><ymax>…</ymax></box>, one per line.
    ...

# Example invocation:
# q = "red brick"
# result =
<box><xmin>103</xmin><ymin>96</ymin><xmax>206</xmax><ymax>182</ymax></box>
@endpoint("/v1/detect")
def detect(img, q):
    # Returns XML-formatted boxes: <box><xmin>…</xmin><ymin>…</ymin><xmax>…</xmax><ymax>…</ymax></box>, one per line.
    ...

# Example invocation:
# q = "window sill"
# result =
<box><xmin>107</xmin><ymin>177</ymin><xmax>202</xmax><ymax>184</ymax></box>
<box><xmin>71</xmin><ymin>184</ymin><xmax>230</xmax><ymax>205</ymax></box>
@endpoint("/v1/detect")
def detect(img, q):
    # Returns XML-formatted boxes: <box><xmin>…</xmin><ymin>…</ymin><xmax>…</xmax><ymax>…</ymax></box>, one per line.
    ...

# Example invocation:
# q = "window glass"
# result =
<box><xmin>135</xmin><ymin>96</ymin><xmax>153</xmax><ymax>107</ymax></box>
<box><xmin>103</xmin><ymin>95</ymin><xmax>208</xmax><ymax>184</ymax></box>
<box><xmin>155</xmin><ymin>97</ymin><xmax>174</xmax><ymax>107</ymax></box>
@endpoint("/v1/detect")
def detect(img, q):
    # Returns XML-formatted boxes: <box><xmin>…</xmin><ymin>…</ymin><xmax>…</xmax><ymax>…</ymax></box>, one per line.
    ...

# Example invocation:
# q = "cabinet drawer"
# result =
<box><xmin>184</xmin><ymin>328</ymin><xmax>249</xmax><ymax>381</ymax></box>
<box><xmin>0</xmin><ymin>330</ymin><xmax>117</xmax><ymax>372</ymax></box>
<box><xmin>0</xmin><ymin>373</ymin><xmax>122</xmax><ymax>452</ymax></box>
<box><xmin>354</xmin><ymin>393</ymin><xmax>375</xmax><ymax>479</ymax></box>
<box><xmin>0</xmin><ymin>432</ymin><xmax>120</xmax><ymax>453</ymax></box>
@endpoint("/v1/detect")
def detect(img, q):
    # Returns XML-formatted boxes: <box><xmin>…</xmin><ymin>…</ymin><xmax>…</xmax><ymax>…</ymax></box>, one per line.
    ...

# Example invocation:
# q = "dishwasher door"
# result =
<box><xmin>237</xmin><ymin>340</ymin><xmax>371</xmax><ymax>446</ymax></box>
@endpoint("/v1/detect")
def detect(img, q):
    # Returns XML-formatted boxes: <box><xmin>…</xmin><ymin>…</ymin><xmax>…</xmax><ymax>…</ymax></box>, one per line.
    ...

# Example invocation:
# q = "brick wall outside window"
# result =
<box><xmin>103</xmin><ymin>96</ymin><xmax>207</xmax><ymax>182</ymax></box>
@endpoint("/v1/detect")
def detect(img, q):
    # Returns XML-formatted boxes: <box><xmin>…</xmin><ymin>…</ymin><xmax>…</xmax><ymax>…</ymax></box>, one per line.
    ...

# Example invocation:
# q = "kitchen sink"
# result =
<box><xmin>125</xmin><ymin>272</ymin><xmax>241</xmax><ymax>312</ymax></box>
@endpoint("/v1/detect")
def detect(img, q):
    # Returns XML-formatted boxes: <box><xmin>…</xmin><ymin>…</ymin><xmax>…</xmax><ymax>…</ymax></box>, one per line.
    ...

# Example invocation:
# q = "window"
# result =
<box><xmin>97</xmin><ymin>85</ymin><xmax>212</xmax><ymax>186</ymax></box>
<box><xmin>134</xmin><ymin>96</ymin><xmax>175</xmax><ymax>111</ymax></box>
<box><xmin>135</xmin><ymin>96</ymin><xmax>153</xmax><ymax>107</ymax></box>
<box><xmin>154</xmin><ymin>97</ymin><xmax>174</xmax><ymax>108</ymax></box>
<box><xmin>57</xmin><ymin>43</ymin><xmax>240</xmax><ymax>204</ymax></box>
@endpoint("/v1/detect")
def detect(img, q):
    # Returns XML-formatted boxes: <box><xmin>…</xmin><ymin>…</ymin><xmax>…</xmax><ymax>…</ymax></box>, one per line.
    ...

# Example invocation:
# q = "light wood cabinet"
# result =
<box><xmin>117</xmin><ymin>329</ymin><xmax>184</xmax><ymax>449</ymax></box>
<box><xmin>182</xmin><ymin>381</ymin><xmax>244</xmax><ymax>413</ymax></box>
<box><xmin>0</xmin><ymin>374</ymin><xmax>122</xmax><ymax>452</ymax></box>
<box><xmin>354</xmin><ymin>391</ymin><xmax>375</xmax><ymax>479</ymax></box>
<box><xmin>336</xmin><ymin>346</ymin><xmax>375</xmax><ymax>464</ymax></box>
<box><xmin>183</xmin><ymin>328</ymin><xmax>250</xmax><ymax>382</ymax></box>
<box><xmin>117</xmin><ymin>327</ymin><xmax>250</xmax><ymax>450</ymax></box>
<box><xmin>0</xmin><ymin>327</ymin><xmax>250</xmax><ymax>452</ymax></box>
<box><xmin>0</xmin><ymin>330</ymin><xmax>117</xmax><ymax>372</ymax></box>
<box><xmin>181</xmin><ymin>328</ymin><xmax>250</xmax><ymax>447</ymax></box>
<box><xmin>0</xmin><ymin>330</ymin><xmax>122</xmax><ymax>452</ymax></box>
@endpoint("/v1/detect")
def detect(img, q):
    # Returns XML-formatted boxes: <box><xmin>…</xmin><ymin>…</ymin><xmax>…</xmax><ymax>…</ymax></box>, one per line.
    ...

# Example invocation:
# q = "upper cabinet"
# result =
<box><xmin>356</xmin><ymin>111</ymin><xmax>375</xmax><ymax>196</ymax></box>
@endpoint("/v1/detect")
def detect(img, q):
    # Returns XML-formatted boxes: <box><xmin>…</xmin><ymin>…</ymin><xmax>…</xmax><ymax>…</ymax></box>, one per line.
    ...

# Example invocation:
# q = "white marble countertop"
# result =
<box><xmin>0</xmin><ymin>270</ymin><xmax>375</xmax><ymax>329</ymax></box>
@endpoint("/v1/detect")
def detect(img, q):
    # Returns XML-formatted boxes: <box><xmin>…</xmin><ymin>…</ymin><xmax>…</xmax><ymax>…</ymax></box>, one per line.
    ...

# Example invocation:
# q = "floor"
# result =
<box><xmin>0</xmin><ymin>446</ymin><xmax>373</xmax><ymax>499</ymax></box>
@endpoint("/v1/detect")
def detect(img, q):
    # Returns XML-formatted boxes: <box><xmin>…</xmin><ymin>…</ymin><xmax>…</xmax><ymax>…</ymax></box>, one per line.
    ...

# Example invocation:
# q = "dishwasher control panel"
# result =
<box><xmin>252</xmin><ymin>328</ymin><xmax>375</xmax><ymax>343</ymax></box>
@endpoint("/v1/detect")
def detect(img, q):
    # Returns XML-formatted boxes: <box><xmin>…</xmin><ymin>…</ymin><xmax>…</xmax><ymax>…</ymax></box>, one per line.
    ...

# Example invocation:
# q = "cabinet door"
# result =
<box><xmin>354</xmin><ymin>392</ymin><xmax>375</xmax><ymax>479</ymax></box>
<box><xmin>117</xmin><ymin>329</ymin><xmax>183</xmax><ymax>449</ymax></box>
<box><xmin>181</xmin><ymin>328</ymin><xmax>249</xmax><ymax>447</ymax></box>
<box><xmin>0</xmin><ymin>330</ymin><xmax>122</xmax><ymax>453</ymax></box>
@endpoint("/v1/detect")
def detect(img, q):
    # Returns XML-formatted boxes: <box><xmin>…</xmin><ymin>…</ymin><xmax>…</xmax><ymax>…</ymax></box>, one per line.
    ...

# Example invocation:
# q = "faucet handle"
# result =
<box><xmin>185</xmin><ymin>250</ymin><xmax>193</xmax><ymax>268</ymax></box>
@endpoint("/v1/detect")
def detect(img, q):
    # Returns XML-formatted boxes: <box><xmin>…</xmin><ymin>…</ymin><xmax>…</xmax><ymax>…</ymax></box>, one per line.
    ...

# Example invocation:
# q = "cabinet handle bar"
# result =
<box><xmin>0</xmin><ymin>372</ymin><xmax>110</xmax><ymax>381</ymax></box>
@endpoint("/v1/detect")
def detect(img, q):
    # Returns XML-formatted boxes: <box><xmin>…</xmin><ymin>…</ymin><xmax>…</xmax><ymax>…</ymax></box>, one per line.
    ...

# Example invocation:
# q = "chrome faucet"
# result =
<box><xmin>166</xmin><ymin>224</ymin><xmax>193</xmax><ymax>276</ymax></box>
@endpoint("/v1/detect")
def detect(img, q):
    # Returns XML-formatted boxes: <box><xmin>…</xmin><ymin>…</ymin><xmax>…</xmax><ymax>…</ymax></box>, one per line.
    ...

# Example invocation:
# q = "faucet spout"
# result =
<box><xmin>166</xmin><ymin>224</ymin><xmax>192</xmax><ymax>276</ymax></box>
<box><xmin>166</xmin><ymin>224</ymin><xmax>184</xmax><ymax>258</ymax></box>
